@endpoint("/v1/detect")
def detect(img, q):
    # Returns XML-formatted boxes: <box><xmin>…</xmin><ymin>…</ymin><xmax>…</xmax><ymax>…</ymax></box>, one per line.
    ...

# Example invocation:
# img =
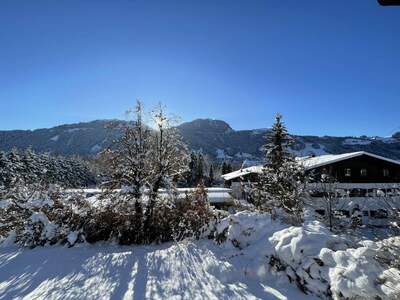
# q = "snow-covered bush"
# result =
<box><xmin>0</xmin><ymin>180</ymin><xmax>218</xmax><ymax>247</ymax></box>
<box><xmin>85</xmin><ymin>185</ymin><xmax>217</xmax><ymax>245</ymax></box>
<box><xmin>0</xmin><ymin>184</ymin><xmax>87</xmax><ymax>247</ymax></box>
<box><xmin>269</xmin><ymin>221</ymin><xmax>400</xmax><ymax>299</ymax></box>
<box><xmin>214</xmin><ymin>212</ymin><xmax>400</xmax><ymax>299</ymax></box>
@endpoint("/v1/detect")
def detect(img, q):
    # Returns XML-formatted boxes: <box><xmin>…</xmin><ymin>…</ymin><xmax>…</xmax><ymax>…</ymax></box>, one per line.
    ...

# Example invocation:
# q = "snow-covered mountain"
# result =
<box><xmin>177</xmin><ymin>119</ymin><xmax>400</xmax><ymax>162</ymax></box>
<box><xmin>1</xmin><ymin>118</ymin><xmax>400</xmax><ymax>161</ymax></box>
<box><xmin>0</xmin><ymin>120</ymin><xmax>123</xmax><ymax>156</ymax></box>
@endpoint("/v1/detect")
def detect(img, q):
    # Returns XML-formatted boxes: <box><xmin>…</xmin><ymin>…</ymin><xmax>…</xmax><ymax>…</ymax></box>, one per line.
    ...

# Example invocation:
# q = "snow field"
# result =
<box><xmin>1</xmin><ymin>211</ymin><xmax>399</xmax><ymax>299</ymax></box>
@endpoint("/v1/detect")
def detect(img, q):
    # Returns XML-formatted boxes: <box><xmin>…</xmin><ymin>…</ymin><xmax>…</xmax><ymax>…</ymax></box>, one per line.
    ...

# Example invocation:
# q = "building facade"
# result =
<box><xmin>222</xmin><ymin>151</ymin><xmax>400</xmax><ymax>225</ymax></box>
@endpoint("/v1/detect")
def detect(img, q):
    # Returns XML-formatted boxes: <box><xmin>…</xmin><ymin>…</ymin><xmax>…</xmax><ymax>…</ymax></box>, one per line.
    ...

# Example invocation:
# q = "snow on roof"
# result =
<box><xmin>67</xmin><ymin>187</ymin><xmax>234</xmax><ymax>205</ymax></box>
<box><xmin>158</xmin><ymin>187</ymin><xmax>234</xmax><ymax>204</ymax></box>
<box><xmin>298</xmin><ymin>151</ymin><xmax>400</xmax><ymax>170</ymax></box>
<box><xmin>221</xmin><ymin>165</ymin><xmax>263</xmax><ymax>181</ymax></box>
<box><xmin>221</xmin><ymin>151</ymin><xmax>400</xmax><ymax>181</ymax></box>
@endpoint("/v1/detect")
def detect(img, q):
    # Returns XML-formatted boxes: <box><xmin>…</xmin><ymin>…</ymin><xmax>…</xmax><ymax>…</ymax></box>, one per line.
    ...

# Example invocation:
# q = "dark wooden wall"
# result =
<box><xmin>309</xmin><ymin>155</ymin><xmax>400</xmax><ymax>183</ymax></box>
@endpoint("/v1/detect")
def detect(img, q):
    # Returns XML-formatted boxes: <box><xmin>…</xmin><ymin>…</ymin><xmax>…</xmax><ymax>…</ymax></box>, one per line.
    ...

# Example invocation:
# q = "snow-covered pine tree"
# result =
<box><xmin>0</xmin><ymin>151</ymin><xmax>12</xmax><ymax>189</ymax></box>
<box><xmin>6</xmin><ymin>149</ymin><xmax>25</xmax><ymax>187</ymax></box>
<box><xmin>255</xmin><ymin>113</ymin><xmax>308</xmax><ymax>224</ymax></box>
<box><xmin>262</xmin><ymin>113</ymin><xmax>293</xmax><ymax>171</ymax></box>
<box><xmin>20</xmin><ymin>148</ymin><xmax>40</xmax><ymax>185</ymax></box>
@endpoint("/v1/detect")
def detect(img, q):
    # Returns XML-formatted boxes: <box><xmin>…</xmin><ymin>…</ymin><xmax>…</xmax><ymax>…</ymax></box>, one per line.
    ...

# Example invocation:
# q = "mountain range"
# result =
<box><xmin>1</xmin><ymin>119</ymin><xmax>400</xmax><ymax>164</ymax></box>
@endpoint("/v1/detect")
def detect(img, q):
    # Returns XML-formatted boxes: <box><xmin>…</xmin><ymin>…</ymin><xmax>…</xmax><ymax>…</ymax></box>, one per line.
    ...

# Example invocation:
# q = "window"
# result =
<box><xmin>370</xmin><ymin>209</ymin><xmax>388</xmax><ymax>219</ymax></box>
<box><xmin>334</xmin><ymin>210</ymin><xmax>350</xmax><ymax>218</ymax></box>
<box><xmin>360</xmin><ymin>168</ymin><xmax>368</xmax><ymax>177</ymax></box>
<box><xmin>344</xmin><ymin>168</ymin><xmax>351</xmax><ymax>177</ymax></box>
<box><xmin>383</xmin><ymin>169</ymin><xmax>389</xmax><ymax>177</ymax></box>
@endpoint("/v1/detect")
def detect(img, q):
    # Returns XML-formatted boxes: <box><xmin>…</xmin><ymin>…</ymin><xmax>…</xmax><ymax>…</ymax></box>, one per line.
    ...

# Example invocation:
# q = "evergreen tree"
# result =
<box><xmin>226</xmin><ymin>162</ymin><xmax>233</xmax><ymax>173</ymax></box>
<box><xmin>186</xmin><ymin>152</ymin><xmax>198</xmax><ymax>186</ymax></box>
<box><xmin>221</xmin><ymin>161</ymin><xmax>233</xmax><ymax>175</ymax></box>
<box><xmin>221</xmin><ymin>161</ymin><xmax>226</xmax><ymax>175</ymax></box>
<box><xmin>263</xmin><ymin>113</ymin><xmax>293</xmax><ymax>169</ymax></box>
<box><xmin>208</xmin><ymin>164</ymin><xmax>215</xmax><ymax>186</ymax></box>
<box><xmin>0</xmin><ymin>148</ymin><xmax>95</xmax><ymax>189</ymax></box>
<box><xmin>254</xmin><ymin>113</ymin><xmax>308</xmax><ymax>224</ymax></box>
<box><xmin>195</xmin><ymin>153</ymin><xmax>204</xmax><ymax>184</ymax></box>
<box><xmin>6</xmin><ymin>149</ymin><xmax>24</xmax><ymax>186</ymax></box>
<box><xmin>0</xmin><ymin>151</ymin><xmax>12</xmax><ymax>188</ymax></box>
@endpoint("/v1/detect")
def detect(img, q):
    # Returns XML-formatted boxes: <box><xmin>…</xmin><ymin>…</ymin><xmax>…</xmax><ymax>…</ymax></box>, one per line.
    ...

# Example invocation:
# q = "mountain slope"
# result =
<box><xmin>177</xmin><ymin>119</ymin><xmax>400</xmax><ymax>162</ymax></box>
<box><xmin>0</xmin><ymin>120</ymin><xmax>122</xmax><ymax>156</ymax></box>
<box><xmin>1</xmin><ymin>118</ymin><xmax>400</xmax><ymax>161</ymax></box>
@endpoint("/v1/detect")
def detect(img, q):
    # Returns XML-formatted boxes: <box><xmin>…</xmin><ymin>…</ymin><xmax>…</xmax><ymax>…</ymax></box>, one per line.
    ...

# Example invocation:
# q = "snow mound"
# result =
<box><xmin>270</xmin><ymin>221</ymin><xmax>348</xmax><ymax>266</ymax></box>
<box><xmin>270</xmin><ymin>221</ymin><xmax>400</xmax><ymax>299</ymax></box>
<box><xmin>215</xmin><ymin>211</ymin><xmax>286</xmax><ymax>249</ymax></box>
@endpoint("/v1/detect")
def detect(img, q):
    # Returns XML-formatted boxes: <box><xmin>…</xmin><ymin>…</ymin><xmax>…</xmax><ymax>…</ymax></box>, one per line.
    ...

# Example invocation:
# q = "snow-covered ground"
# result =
<box><xmin>1</xmin><ymin>211</ymin><xmax>399</xmax><ymax>300</ymax></box>
<box><xmin>0</xmin><ymin>241</ymin><xmax>313</xmax><ymax>300</ymax></box>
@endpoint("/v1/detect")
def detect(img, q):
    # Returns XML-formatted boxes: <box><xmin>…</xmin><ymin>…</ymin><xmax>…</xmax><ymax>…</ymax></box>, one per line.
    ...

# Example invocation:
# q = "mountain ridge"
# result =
<box><xmin>1</xmin><ymin>118</ymin><xmax>400</xmax><ymax>162</ymax></box>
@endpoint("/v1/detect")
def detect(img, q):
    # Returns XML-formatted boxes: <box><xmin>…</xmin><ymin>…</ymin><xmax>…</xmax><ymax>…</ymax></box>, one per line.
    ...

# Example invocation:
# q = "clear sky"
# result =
<box><xmin>0</xmin><ymin>0</ymin><xmax>399</xmax><ymax>136</ymax></box>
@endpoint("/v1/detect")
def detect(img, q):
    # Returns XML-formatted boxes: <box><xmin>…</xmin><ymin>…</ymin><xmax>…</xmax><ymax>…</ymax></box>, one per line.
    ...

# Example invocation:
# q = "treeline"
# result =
<box><xmin>0</xmin><ymin>148</ymin><xmax>95</xmax><ymax>189</ymax></box>
<box><xmin>183</xmin><ymin>152</ymin><xmax>232</xmax><ymax>187</ymax></box>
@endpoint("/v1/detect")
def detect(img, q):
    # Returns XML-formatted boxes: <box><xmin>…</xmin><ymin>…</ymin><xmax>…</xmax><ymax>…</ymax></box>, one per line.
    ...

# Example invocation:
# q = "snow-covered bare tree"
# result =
<box><xmin>102</xmin><ymin>100</ymin><xmax>152</xmax><ymax>200</ymax></box>
<box><xmin>306</xmin><ymin>172</ymin><xmax>341</xmax><ymax>231</ymax></box>
<box><xmin>141</xmin><ymin>104</ymin><xmax>189</xmax><ymax>242</ymax></box>
<box><xmin>148</xmin><ymin>103</ymin><xmax>189</xmax><ymax>198</ymax></box>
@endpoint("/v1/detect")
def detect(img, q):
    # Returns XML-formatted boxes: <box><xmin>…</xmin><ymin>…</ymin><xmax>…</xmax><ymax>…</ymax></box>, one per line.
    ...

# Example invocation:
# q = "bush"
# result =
<box><xmin>0</xmin><ymin>184</ymin><xmax>217</xmax><ymax>248</ymax></box>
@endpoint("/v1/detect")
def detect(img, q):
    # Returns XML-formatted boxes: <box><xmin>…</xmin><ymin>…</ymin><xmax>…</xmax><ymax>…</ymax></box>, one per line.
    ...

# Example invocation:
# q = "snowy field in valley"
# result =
<box><xmin>0</xmin><ymin>240</ymin><xmax>312</xmax><ymax>300</ymax></box>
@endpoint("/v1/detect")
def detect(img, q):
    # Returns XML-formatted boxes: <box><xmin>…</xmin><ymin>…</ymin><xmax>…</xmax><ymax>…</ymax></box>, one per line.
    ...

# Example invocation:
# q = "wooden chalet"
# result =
<box><xmin>222</xmin><ymin>151</ymin><xmax>400</xmax><ymax>225</ymax></box>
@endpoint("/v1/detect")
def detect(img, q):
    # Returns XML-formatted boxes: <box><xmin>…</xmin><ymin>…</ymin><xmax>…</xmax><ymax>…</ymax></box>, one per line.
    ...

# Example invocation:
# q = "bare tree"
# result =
<box><xmin>307</xmin><ymin>173</ymin><xmax>342</xmax><ymax>231</ymax></box>
<box><xmin>102</xmin><ymin>100</ymin><xmax>152</xmax><ymax>200</ymax></box>
<box><xmin>148</xmin><ymin>103</ymin><xmax>189</xmax><ymax>198</ymax></box>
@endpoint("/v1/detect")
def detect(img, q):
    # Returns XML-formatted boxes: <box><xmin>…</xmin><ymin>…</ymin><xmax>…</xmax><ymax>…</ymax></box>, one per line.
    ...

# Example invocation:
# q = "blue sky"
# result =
<box><xmin>0</xmin><ymin>0</ymin><xmax>399</xmax><ymax>136</ymax></box>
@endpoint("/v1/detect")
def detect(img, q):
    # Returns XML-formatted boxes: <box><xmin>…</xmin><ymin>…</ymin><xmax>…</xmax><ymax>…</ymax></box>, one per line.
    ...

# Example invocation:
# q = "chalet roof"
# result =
<box><xmin>158</xmin><ymin>187</ymin><xmax>234</xmax><ymax>204</ymax></box>
<box><xmin>221</xmin><ymin>165</ymin><xmax>263</xmax><ymax>181</ymax></box>
<box><xmin>221</xmin><ymin>151</ymin><xmax>400</xmax><ymax>181</ymax></box>
<box><xmin>69</xmin><ymin>187</ymin><xmax>235</xmax><ymax>205</ymax></box>
<box><xmin>298</xmin><ymin>151</ymin><xmax>400</xmax><ymax>170</ymax></box>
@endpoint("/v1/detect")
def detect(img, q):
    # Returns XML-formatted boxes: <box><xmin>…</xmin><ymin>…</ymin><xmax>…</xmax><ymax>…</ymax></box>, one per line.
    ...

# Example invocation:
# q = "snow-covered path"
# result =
<box><xmin>0</xmin><ymin>241</ymin><xmax>313</xmax><ymax>300</ymax></box>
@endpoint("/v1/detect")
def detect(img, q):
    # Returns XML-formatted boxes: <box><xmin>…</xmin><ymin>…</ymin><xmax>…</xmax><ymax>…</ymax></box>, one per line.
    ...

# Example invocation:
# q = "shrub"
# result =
<box><xmin>1</xmin><ymin>184</ymin><xmax>217</xmax><ymax>247</ymax></box>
